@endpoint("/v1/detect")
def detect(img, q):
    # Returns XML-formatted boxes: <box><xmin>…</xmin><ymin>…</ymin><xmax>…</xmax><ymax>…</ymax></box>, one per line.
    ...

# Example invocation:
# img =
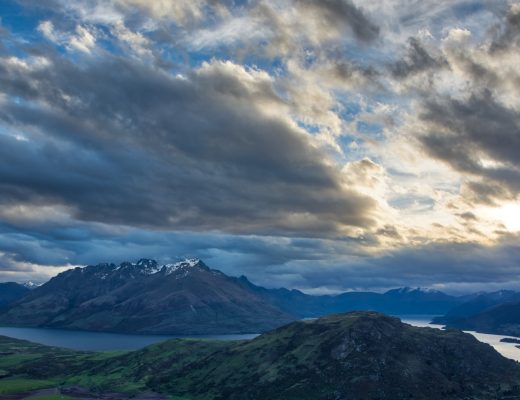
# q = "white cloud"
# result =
<box><xmin>68</xmin><ymin>25</ymin><xmax>96</xmax><ymax>53</ymax></box>
<box><xmin>37</xmin><ymin>21</ymin><xmax>96</xmax><ymax>54</ymax></box>
<box><xmin>37</xmin><ymin>20</ymin><xmax>57</xmax><ymax>42</ymax></box>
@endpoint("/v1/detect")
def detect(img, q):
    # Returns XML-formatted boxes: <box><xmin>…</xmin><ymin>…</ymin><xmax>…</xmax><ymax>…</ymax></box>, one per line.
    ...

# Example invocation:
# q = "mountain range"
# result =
<box><xmin>2</xmin><ymin>258</ymin><xmax>520</xmax><ymax>336</ymax></box>
<box><xmin>1</xmin><ymin>312</ymin><xmax>520</xmax><ymax>399</ymax></box>
<box><xmin>0</xmin><ymin>258</ymin><xmax>466</xmax><ymax>334</ymax></box>
<box><xmin>240</xmin><ymin>279</ymin><xmax>462</xmax><ymax>317</ymax></box>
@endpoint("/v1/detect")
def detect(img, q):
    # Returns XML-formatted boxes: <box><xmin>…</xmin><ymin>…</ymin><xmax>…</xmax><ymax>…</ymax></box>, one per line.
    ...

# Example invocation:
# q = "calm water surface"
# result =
<box><xmin>401</xmin><ymin>315</ymin><xmax>520</xmax><ymax>362</ymax></box>
<box><xmin>0</xmin><ymin>326</ymin><xmax>258</xmax><ymax>351</ymax></box>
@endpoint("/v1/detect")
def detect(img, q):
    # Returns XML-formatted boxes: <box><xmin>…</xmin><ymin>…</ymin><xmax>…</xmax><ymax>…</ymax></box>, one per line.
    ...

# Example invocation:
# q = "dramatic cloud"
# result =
<box><xmin>0</xmin><ymin>0</ymin><xmax>519</xmax><ymax>292</ymax></box>
<box><xmin>410</xmin><ymin>3</ymin><xmax>520</xmax><ymax>206</ymax></box>
<box><xmin>296</xmin><ymin>236</ymin><xmax>520</xmax><ymax>293</ymax></box>
<box><xmin>295</xmin><ymin>0</ymin><xmax>380</xmax><ymax>43</ymax></box>
<box><xmin>0</xmin><ymin>54</ymin><xmax>375</xmax><ymax>235</ymax></box>
<box><xmin>391</xmin><ymin>38</ymin><xmax>448</xmax><ymax>78</ymax></box>
<box><xmin>418</xmin><ymin>92</ymin><xmax>520</xmax><ymax>204</ymax></box>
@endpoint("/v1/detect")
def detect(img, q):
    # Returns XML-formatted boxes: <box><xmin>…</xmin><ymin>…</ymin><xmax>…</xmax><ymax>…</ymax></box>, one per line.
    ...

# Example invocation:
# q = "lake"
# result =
<box><xmin>1</xmin><ymin>316</ymin><xmax>520</xmax><ymax>361</ymax></box>
<box><xmin>0</xmin><ymin>326</ymin><xmax>257</xmax><ymax>351</ymax></box>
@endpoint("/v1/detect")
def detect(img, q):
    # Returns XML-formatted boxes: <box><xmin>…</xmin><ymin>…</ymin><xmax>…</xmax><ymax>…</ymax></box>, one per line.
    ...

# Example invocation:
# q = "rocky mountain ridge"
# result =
<box><xmin>0</xmin><ymin>258</ymin><xmax>294</xmax><ymax>334</ymax></box>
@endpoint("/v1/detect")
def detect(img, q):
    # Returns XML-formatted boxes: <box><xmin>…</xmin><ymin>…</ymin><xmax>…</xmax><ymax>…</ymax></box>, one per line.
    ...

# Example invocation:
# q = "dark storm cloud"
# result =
<box><xmin>5</xmin><ymin>214</ymin><xmax>518</xmax><ymax>294</ymax></box>
<box><xmin>490</xmin><ymin>3</ymin><xmax>520</xmax><ymax>52</ymax></box>
<box><xmin>463</xmin><ymin>180</ymin><xmax>513</xmax><ymax>205</ymax></box>
<box><xmin>1</xmin><ymin>218</ymin><xmax>519</xmax><ymax>292</ymax></box>
<box><xmin>0</xmin><ymin>48</ymin><xmax>375</xmax><ymax>235</ymax></box>
<box><xmin>0</xmin><ymin>218</ymin><xmax>358</xmax><ymax>284</ymax></box>
<box><xmin>295</xmin><ymin>0</ymin><xmax>379</xmax><ymax>43</ymax></box>
<box><xmin>405</xmin><ymin>3</ymin><xmax>520</xmax><ymax>206</ymax></box>
<box><xmin>457</xmin><ymin>211</ymin><xmax>478</xmax><ymax>221</ymax></box>
<box><xmin>417</xmin><ymin>91</ymin><xmax>520</xmax><ymax>204</ymax></box>
<box><xmin>210</xmin><ymin>0</ymin><xmax>381</xmax><ymax>59</ymax></box>
<box><xmin>273</xmin><ymin>237</ymin><xmax>520</xmax><ymax>292</ymax></box>
<box><xmin>124</xmin><ymin>0</ymin><xmax>381</xmax><ymax>45</ymax></box>
<box><xmin>391</xmin><ymin>38</ymin><xmax>448</xmax><ymax>78</ymax></box>
<box><xmin>333</xmin><ymin>61</ymin><xmax>378</xmax><ymax>81</ymax></box>
<box><xmin>375</xmin><ymin>224</ymin><xmax>401</xmax><ymax>239</ymax></box>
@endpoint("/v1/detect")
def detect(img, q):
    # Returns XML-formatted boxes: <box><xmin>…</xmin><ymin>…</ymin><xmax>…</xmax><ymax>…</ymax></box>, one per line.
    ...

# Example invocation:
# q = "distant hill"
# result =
<box><xmin>0</xmin><ymin>282</ymin><xmax>30</xmax><ymax>309</ymax></box>
<box><xmin>433</xmin><ymin>290</ymin><xmax>520</xmax><ymax>325</ymax></box>
<box><xmin>237</xmin><ymin>276</ymin><xmax>462</xmax><ymax>317</ymax></box>
<box><xmin>2</xmin><ymin>312</ymin><xmax>520</xmax><ymax>399</ymax></box>
<box><xmin>431</xmin><ymin>290</ymin><xmax>520</xmax><ymax>337</ymax></box>
<box><xmin>442</xmin><ymin>299</ymin><xmax>520</xmax><ymax>336</ymax></box>
<box><xmin>0</xmin><ymin>259</ymin><xmax>295</xmax><ymax>334</ymax></box>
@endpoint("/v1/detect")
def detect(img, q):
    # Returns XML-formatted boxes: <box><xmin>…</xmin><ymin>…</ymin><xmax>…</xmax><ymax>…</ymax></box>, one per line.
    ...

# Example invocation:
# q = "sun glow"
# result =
<box><xmin>483</xmin><ymin>203</ymin><xmax>520</xmax><ymax>232</ymax></box>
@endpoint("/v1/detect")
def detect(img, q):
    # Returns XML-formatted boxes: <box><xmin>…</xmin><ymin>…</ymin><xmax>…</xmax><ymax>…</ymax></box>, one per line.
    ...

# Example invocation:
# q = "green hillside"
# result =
<box><xmin>1</xmin><ymin>312</ymin><xmax>520</xmax><ymax>400</ymax></box>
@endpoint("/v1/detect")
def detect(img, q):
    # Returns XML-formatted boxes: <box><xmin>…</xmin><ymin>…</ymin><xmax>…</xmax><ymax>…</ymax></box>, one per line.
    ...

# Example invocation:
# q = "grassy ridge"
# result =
<box><xmin>0</xmin><ymin>334</ymin><xmax>231</xmax><ymax>397</ymax></box>
<box><xmin>2</xmin><ymin>312</ymin><xmax>520</xmax><ymax>399</ymax></box>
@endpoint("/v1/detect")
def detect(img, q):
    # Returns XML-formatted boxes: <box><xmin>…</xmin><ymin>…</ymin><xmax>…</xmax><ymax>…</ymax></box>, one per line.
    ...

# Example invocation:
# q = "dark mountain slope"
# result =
<box><xmin>0</xmin><ymin>282</ymin><xmax>30</xmax><ymax>309</ymax></box>
<box><xmin>444</xmin><ymin>300</ymin><xmax>520</xmax><ymax>336</ymax></box>
<box><xmin>140</xmin><ymin>312</ymin><xmax>520</xmax><ymax>400</ymax></box>
<box><xmin>0</xmin><ymin>259</ymin><xmax>294</xmax><ymax>334</ymax></box>
<box><xmin>433</xmin><ymin>290</ymin><xmax>520</xmax><ymax>324</ymax></box>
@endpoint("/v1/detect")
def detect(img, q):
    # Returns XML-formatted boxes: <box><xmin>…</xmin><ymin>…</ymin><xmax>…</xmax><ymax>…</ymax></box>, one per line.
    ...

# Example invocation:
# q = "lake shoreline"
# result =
<box><xmin>2</xmin><ymin>315</ymin><xmax>520</xmax><ymax>361</ymax></box>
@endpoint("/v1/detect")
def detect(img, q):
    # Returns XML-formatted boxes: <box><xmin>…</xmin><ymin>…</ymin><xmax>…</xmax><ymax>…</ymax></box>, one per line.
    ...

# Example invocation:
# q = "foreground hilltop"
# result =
<box><xmin>140</xmin><ymin>312</ymin><xmax>520</xmax><ymax>399</ymax></box>
<box><xmin>0</xmin><ymin>258</ymin><xmax>294</xmax><ymax>334</ymax></box>
<box><xmin>2</xmin><ymin>312</ymin><xmax>520</xmax><ymax>399</ymax></box>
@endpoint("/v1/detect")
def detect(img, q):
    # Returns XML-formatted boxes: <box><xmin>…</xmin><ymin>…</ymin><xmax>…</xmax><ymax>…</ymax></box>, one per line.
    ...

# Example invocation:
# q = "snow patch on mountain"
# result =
<box><xmin>89</xmin><ymin>258</ymin><xmax>203</xmax><ymax>279</ymax></box>
<box><xmin>388</xmin><ymin>287</ymin><xmax>443</xmax><ymax>295</ymax></box>
<box><xmin>23</xmin><ymin>281</ymin><xmax>43</xmax><ymax>289</ymax></box>
<box><xmin>164</xmin><ymin>258</ymin><xmax>201</xmax><ymax>275</ymax></box>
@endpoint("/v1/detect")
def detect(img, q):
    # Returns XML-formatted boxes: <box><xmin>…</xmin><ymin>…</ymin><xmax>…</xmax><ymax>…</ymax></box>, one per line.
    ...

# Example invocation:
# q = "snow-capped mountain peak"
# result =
<box><xmin>387</xmin><ymin>287</ymin><xmax>442</xmax><ymax>295</ymax></box>
<box><xmin>89</xmin><ymin>258</ymin><xmax>204</xmax><ymax>279</ymax></box>
<box><xmin>135</xmin><ymin>259</ymin><xmax>162</xmax><ymax>274</ymax></box>
<box><xmin>164</xmin><ymin>258</ymin><xmax>202</xmax><ymax>275</ymax></box>
<box><xmin>23</xmin><ymin>281</ymin><xmax>43</xmax><ymax>289</ymax></box>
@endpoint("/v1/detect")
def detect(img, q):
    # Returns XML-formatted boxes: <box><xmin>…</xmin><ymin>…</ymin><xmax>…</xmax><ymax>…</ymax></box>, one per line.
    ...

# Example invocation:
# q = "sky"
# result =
<box><xmin>0</xmin><ymin>0</ymin><xmax>519</xmax><ymax>294</ymax></box>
